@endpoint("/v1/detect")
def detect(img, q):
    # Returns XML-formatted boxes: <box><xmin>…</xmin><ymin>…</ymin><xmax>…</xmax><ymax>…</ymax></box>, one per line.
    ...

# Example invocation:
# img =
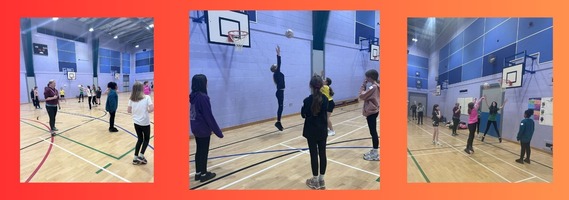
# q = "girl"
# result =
<box><xmin>86</xmin><ymin>86</ymin><xmax>93</xmax><ymax>110</ymax></box>
<box><xmin>482</xmin><ymin>99</ymin><xmax>507</xmax><ymax>143</ymax></box>
<box><xmin>106</xmin><ymin>82</ymin><xmax>119</xmax><ymax>132</ymax></box>
<box><xmin>143</xmin><ymin>81</ymin><xmax>151</xmax><ymax>95</ymax></box>
<box><xmin>417</xmin><ymin>103</ymin><xmax>424</xmax><ymax>125</ymax></box>
<box><xmin>96</xmin><ymin>86</ymin><xmax>102</xmax><ymax>105</ymax></box>
<box><xmin>128</xmin><ymin>82</ymin><xmax>154</xmax><ymax>165</ymax></box>
<box><xmin>59</xmin><ymin>87</ymin><xmax>66</xmax><ymax>102</ymax></box>
<box><xmin>451</xmin><ymin>103</ymin><xmax>461</xmax><ymax>136</ymax></box>
<box><xmin>360</xmin><ymin>69</ymin><xmax>380</xmax><ymax>161</ymax></box>
<box><xmin>92</xmin><ymin>84</ymin><xmax>98</xmax><ymax>105</ymax></box>
<box><xmin>516</xmin><ymin>109</ymin><xmax>535</xmax><ymax>164</ymax></box>
<box><xmin>190</xmin><ymin>74</ymin><xmax>223</xmax><ymax>182</ymax></box>
<box><xmin>302</xmin><ymin>75</ymin><xmax>329</xmax><ymax>190</ymax></box>
<box><xmin>465</xmin><ymin>97</ymin><xmax>485</xmax><ymax>154</ymax></box>
<box><xmin>78</xmin><ymin>85</ymin><xmax>84</xmax><ymax>103</ymax></box>
<box><xmin>270</xmin><ymin>45</ymin><xmax>285</xmax><ymax>131</ymax></box>
<box><xmin>321</xmin><ymin>77</ymin><xmax>335</xmax><ymax>136</ymax></box>
<box><xmin>31</xmin><ymin>87</ymin><xmax>41</xmax><ymax>109</ymax></box>
<box><xmin>44</xmin><ymin>80</ymin><xmax>60</xmax><ymax>136</ymax></box>
<box><xmin>432</xmin><ymin>104</ymin><xmax>441</xmax><ymax>145</ymax></box>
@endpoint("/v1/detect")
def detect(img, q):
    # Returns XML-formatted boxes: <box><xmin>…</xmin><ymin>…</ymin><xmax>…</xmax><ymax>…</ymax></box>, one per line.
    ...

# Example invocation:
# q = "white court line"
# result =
<box><xmin>217</xmin><ymin>123</ymin><xmax>371</xmax><ymax>189</ymax></box>
<box><xmin>408</xmin><ymin>150</ymin><xmax>456</xmax><ymax>157</ymax></box>
<box><xmin>342</xmin><ymin>123</ymin><xmax>364</xmax><ymax>128</ymax></box>
<box><xmin>515</xmin><ymin>176</ymin><xmax>537</xmax><ymax>183</ymax></box>
<box><xmin>217</xmin><ymin>152</ymin><xmax>305</xmax><ymax>190</ymax></box>
<box><xmin>419</xmin><ymin>122</ymin><xmax>550</xmax><ymax>183</ymax></box>
<box><xmin>190</xmin><ymin>115</ymin><xmax>365</xmax><ymax>176</ymax></box>
<box><xmin>38</xmin><ymin>137</ymin><xmax>131</xmax><ymax>183</ymax></box>
<box><xmin>413</xmin><ymin>125</ymin><xmax>512</xmax><ymax>183</ymax></box>
<box><xmin>279</xmin><ymin>143</ymin><xmax>379</xmax><ymax>177</ymax></box>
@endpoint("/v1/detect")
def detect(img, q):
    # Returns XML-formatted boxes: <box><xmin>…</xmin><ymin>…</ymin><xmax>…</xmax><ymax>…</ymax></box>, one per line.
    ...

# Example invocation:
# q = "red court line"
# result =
<box><xmin>20</xmin><ymin>118</ymin><xmax>54</xmax><ymax>183</ymax></box>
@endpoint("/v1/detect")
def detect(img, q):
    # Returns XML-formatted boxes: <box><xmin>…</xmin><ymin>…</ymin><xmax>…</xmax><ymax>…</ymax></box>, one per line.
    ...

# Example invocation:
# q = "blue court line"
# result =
<box><xmin>59</xmin><ymin>111</ymin><xmax>155</xmax><ymax>150</ymax></box>
<box><xmin>189</xmin><ymin>146</ymin><xmax>370</xmax><ymax>163</ymax></box>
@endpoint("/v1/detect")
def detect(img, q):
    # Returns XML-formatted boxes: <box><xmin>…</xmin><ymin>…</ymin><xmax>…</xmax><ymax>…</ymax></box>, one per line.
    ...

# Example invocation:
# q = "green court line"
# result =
<box><xmin>117</xmin><ymin>135</ymin><xmax>155</xmax><ymax>160</ymax></box>
<box><xmin>95</xmin><ymin>163</ymin><xmax>112</xmax><ymax>174</ymax></box>
<box><xmin>407</xmin><ymin>148</ymin><xmax>430</xmax><ymax>183</ymax></box>
<box><xmin>21</xmin><ymin>120</ymin><xmax>120</xmax><ymax>160</ymax></box>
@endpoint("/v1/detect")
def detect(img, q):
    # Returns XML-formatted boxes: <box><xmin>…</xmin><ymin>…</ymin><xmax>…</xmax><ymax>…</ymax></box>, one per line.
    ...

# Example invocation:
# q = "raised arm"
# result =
<box><xmin>276</xmin><ymin>45</ymin><xmax>281</xmax><ymax>72</ymax></box>
<box><xmin>499</xmin><ymin>99</ymin><xmax>507</xmax><ymax>109</ymax></box>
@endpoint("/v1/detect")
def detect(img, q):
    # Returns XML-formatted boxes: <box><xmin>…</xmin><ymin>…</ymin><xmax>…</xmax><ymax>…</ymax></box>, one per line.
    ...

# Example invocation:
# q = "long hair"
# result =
<box><xmin>191</xmin><ymin>74</ymin><xmax>208</xmax><ymax>95</ymax></box>
<box><xmin>310</xmin><ymin>75</ymin><xmax>324</xmax><ymax>116</ymax></box>
<box><xmin>365</xmin><ymin>69</ymin><xmax>379</xmax><ymax>83</ymax></box>
<box><xmin>489</xmin><ymin>101</ymin><xmax>498</xmax><ymax>114</ymax></box>
<box><xmin>326</xmin><ymin>77</ymin><xmax>334</xmax><ymax>97</ymax></box>
<box><xmin>130</xmin><ymin>82</ymin><xmax>145</xmax><ymax>102</ymax></box>
<box><xmin>432</xmin><ymin>104</ymin><xmax>439</xmax><ymax>117</ymax></box>
<box><xmin>468</xmin><ymin>102</ymin><xmax>475</xmax><ymax>114</ymax></box>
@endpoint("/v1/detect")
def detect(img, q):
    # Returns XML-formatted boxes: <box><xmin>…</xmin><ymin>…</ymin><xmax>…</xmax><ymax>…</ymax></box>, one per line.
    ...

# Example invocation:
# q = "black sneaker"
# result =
<box><xmin>194</xmin><ymin>173</ymin><xmax>201</xmax><ymax>181</ymax></box>
<box><xmin>524</xmin><ymin>158</ymin><xmax>531</xmax><ymax>164</ymax></box>
<box><xmin>200</xmin><ymin>172</ymin><xmax>216</xmax><ymax>182</ymax></box>
<box><xmin>275</xmin><ymin>122</ymin><xmax>283</xmax><ymax>131</ymax></box>
<box><xmin>515</xmin><ymin>159</ymin><xmax>524</xmax><ymax>164</ymax></box>
<box><xmin>138</xmin><ymin>156</ymin><xmax>147</xmax><ymax>164</ymax></box>
<box><xmin>133</xmin><ymin>159</ymin><xmax>141</xmax><ymax>165</ymax></box>
<box><xmin>481</xmin><ymin>136</ymin><xmax>485</xmax><ymax>142</ymax></box>
<box><xmin>464</xmin><ymin>148</ymin><xmax>471</xmax><ymax>154</ymax></box>
<box><xmin>499</xmin><ymin>138</ymin><xmax>502</xmax><ymax>143</ymax></box>
<box><xmin>51</xmin><ymin>131</ymin><xmax>56</xmax><ymax>137</ymax></box>
<box><xmin>109</xmin><ymin>127</ymin><xmax>119</xmax><ymax>132</ymax></box>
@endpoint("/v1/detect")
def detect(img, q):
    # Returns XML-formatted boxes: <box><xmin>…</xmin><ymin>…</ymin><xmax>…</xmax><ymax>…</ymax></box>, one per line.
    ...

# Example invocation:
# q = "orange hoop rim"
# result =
<box><xmin>227</xmin><ymin>30</ymin><xmax>249</xmax><ymax>42</ymax></box>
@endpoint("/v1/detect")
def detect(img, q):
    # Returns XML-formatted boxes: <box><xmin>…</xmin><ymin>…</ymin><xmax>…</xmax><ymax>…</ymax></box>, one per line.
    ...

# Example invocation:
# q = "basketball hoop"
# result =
<box><xmin>498</xmin><ymin>78</ymin><xmax>513</xmax><ymax>89</ymax></box>
<box><xmin>228</xmin><ymin>30</ymin><xmax>249</xmax><ymax>51</ymax></box>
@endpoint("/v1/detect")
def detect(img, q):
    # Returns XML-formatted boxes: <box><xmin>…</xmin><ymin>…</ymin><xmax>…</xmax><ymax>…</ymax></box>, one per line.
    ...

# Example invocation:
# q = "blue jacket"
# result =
<box><xmin>516</xmin><ymin>118</ymin><xmax>535</xmax><ymax>143</ymax></box>
<box><xmin>105</xmin><ymin>90</ymin><xmax>118</xmax><ymax>112</ymax></box>
<box><xmin>190</xmin><ymin>92</ymin><xmax>223</xmax><ymax>138</ymax></box>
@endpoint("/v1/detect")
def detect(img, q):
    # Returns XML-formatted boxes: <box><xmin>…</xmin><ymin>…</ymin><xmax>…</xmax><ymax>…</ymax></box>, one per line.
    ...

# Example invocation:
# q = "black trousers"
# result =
<box><xmin>307</xmin><ymin>138</ymin><xmax>327</xmax><ymax>176</ymax></box>
<box><xmin>452</xmin><ymin>118</ymin><xmax>460</xmax><ymax>134</ymax></box>
<box><xmin>92</xmin><ymin>95</ymin><xmax>97</xmax><ymax>104</ymax></box>
<box><xmin>109</xmin><ymin>111</ymin><xmax>116</xmax><ymax>129</ymax></box>
<box><xmin>195</xmin><ymin>136</ymin><xmax>211</xmax><ymax>174</ymax></box>
<box><xmin>476</xmin><ymin>117</ymin><xmax>481</xmax><ymax>133</ymax></box>
<box><xmin>483</xmin><ymin>120</ymin><xmax>501</xmax><ymax>138</ymax></box>
<box><xmin>520</xmin><ymin>142</ymin><xmax>531</xmax><ymax>160</ymax></box>
<box><xmin>88</xmin><ymin>97</ymin><xmax>92</xmax><ymax>109</ymax></box>
<box><xmin>366</xmin><ymin>112</ymin><xmax>379</xmax><ymax>149</ymax></box>
<box><xmin>411</xmin><ymin>110</ymin><xmax>417</xmax><ymax>119</ymax></box>
<box><xmin>276</xmin><ymin>90</ymin><xmax>284</xmax><ymax>121</ymax></box>
<box><xmin>134</xmin><ymin>124</ymin><xmax>151</xmax><ymax>156</ymax></box>
<box><xmin>79</xmin><ymin>94</ymin><xmax>84</xmax><ymax>102</ymax></box>
<box><xmin>46</xmin><ymin>106</ymin><xmax>58</xmax><ymax>130</ymax></box>
<box><xmin>466</xmin><ymin>123</ymin><xmax>476</xmax><ymax>150</ymax></box>
<box><xmin>417</xmin><ymin>112</ymin><xmax>424</xmax><ymax>124</ymax></box>
<box><xmin>33</xmin><ymin>97</ymin><xmax>40</xmax><ymax>108</ymax></box>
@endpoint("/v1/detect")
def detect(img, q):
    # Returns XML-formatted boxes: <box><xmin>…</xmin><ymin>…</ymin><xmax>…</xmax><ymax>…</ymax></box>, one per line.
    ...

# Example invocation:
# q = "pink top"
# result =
<box><xmin>144</xmin><ymin>85</ymin><xmax>151</xmax><ymax>95</ymax></box>
<box><xmin>468</xmin><ymin>98</ymin><xmax>482</xmax><ymax>124</ymax></box>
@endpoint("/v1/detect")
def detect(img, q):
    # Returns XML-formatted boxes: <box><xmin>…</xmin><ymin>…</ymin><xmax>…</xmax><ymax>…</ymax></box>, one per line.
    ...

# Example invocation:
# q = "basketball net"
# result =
<box><xmin>498</xmin><ymin>78</ymin><xmax>513</xmax><ymax>91</ymax></box>
<box><xmin>228</xmin><ymin>30</ymin><xmax>249</xmax><ymax>52</ymax></box>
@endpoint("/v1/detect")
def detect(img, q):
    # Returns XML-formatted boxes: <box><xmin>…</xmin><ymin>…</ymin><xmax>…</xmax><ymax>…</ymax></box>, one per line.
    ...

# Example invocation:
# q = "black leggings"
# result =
<box><xmin>92</xmin><ymin>95</ymin><xmax>97</xmax><ymax>104</ymax></box>
<box><xmin>46</xmin><ymin>106</ymin><xmax>58</xmax><ymax>130</ymax></box>
<box><xmin>195</xmin><ymin>136</ymin><xmax>211</xmax><ymax>174</ymax></box>
<box><xmin>134</xmin><ymin>124</ymin><xmax>151</xmax><ymax>156</ymax></box>
<box><xmin>33</xmin><ymin>97</ymin><xmax>40</xmax><ymax>108</ymax></box>
<box><xmin>483</xmin><ymin>120</ymin><xmax>501</xmax><ymax>138</ymax></box>
<box><xmin>476</xmin><ymin>117</ymin><xmax>481</xmax><ymax>133</ymax></box>
<box><xmin>307</xmin><ymin>138</ymin><xmax>327</xmax><ymax>176</ymax></box>
<box><xmin>88</xmin><ymin>97</ymin><xmax>92</xmax><ymax>109</ymax></box>
<box><xmin>520</xmin><ymin>142</ymin><xmax>531</xmax><ymax>160</ymax></box>
<box><xmin>417</xmin><ymin>112</ymin><xmax>424</xmax><ymax>124</ymax></box>
<box><xmin>79</xmin><ymin>94</ymin><xmax>84</xmax><ymax>102</ymax></box>
<box><xmin>276</xmin><ymin>90</ymin><xmax>284</xmax><ymax>121</ymax></box>
<box><xmin>412</xmin><ymin>110</ymin><xmax>417</xmax><ymax>119</ymax></box>
<box><xmin>109</xmin><ymin>111</ymin><xmax>116</xmax><ymax>129</ymax></box>
<box><xmin>452</xmin><ymin>118</ymin><xmax>460</xmax><ymax>134</ymax></box>
<box><xmin>466</xmin><ymin>123</ymin><xmax>476</xmax><ymax>150</ymax></box>
<box><xmin>366</xmin><ymin>112</ymin><xmax>379</xmax><ymax>149</ymax></box>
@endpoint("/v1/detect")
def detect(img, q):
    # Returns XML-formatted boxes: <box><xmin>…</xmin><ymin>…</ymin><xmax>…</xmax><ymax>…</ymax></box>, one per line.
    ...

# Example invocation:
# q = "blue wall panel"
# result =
<box><xmin>485</xmin><ymin>18</ymin><xmax>508</xmax><ymax>31</ymax></box>
<box><xmin>461</xmin><ymin>58</ymin><xmax>483</xmax><ymax>81</ymax></box>
<box><xmin>449</xmin><ymin>32</ymin><xmax>464</xmax><ymax>54</ymax></box>
<box><xmin>517</xmin><ymin>28</ymin><xmax>553</xmax><ymax>62</ymax></box>
<box><xmin>408</xmin><ymin>66</ymin><xmax>429</xmax><ymax>79</ymax></box>
<box><xmin>439</xmin><ymin>58</ymin><xmax>448</xmax><ymax>74</ymax></box>
<box><xmin>518</xmin><ymin>18</ymin><xmax>553</xmax><ymax>39</ymax></box>
<box><xmin>449</xmin><ymin>49</ymin><xmax>463</xmax><ymax>70</ymax></box>
<box><xmin>482</xmin><ymin>44</ymin><xmax>516</xmax><ymax>76</ymax></box>
<box><xmin>463</xmin><ymin>37</ymin><xmax>483</xmax><ymax>63</ymax></box>
<box><xmin>448</xmin><ymin>66</ymin><xmax>462</xmax><ymax>84</ymax></box>
<box><xmin>408</xmin><ymin>54</ymin><xmax>429</xmax><ymax>67</ymax></box>
<box><xmin>439</xmin><ymin>44</ymin><xmax>449</xmax><ymax>59</ymax></box>
<box><xmin>464</xmin><ymin>18</ymin><xmax>484</xmax><ymax>44</ymax></box>
<box><xmin>484</xmin><ymin>18</ymin><xmax>518</xmax><ymax>54</ymax></box>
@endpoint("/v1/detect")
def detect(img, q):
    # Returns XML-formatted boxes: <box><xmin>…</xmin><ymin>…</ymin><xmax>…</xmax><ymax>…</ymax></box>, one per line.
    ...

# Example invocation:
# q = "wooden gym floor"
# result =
<box><xmin>407</xmin><ymin>117</ymin><xmax>552</xmax><ymax>183</ymax></box>
<box><xmin>189</xmin><ymin>102</ymin><xmax>380</xmax><ymax>190</ymax></box>
<box><xmin>20</xmin><ymin>92</ymin><xmax>154</xmax><ymax>182</ymax></box>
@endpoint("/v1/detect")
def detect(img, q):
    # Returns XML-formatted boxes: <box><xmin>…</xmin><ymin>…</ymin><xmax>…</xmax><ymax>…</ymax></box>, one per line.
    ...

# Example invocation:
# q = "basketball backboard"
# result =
<box><xmin>206</xmin><ymin>11</ymin><xmax>251</xmax><ymax>48</ymax></box>
<box><xmin>502</xmin><ymin>64</ymin><xmax>523</xmax><ymax>89</ymax></box>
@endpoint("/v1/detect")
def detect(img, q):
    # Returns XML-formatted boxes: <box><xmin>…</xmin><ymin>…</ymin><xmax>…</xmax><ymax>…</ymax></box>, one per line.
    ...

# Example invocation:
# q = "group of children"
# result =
<box><xmin>33</xmin><ymin>80</ymin><xmax>154</xmax><ymax>166</ymax></box>
<box><xmin>190</xmin><ymin>45</ymin><xmax>380</xmax><ymax>189</ymax></box>
<box><xmin>76</xmin><ymin>85</ymin><xmax>102</xmax><ymax>109</ymax></box>
<box><xmin>422</xmin><ymin>95</ymin><xmax>534</xmax><ymax>164</ymax></box>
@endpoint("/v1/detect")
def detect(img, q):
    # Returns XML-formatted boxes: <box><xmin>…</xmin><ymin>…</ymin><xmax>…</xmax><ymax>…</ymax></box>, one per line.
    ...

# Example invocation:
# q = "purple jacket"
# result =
<box><xmin>190</xmin><ymin>92</ymin><xmax>223</xmax><ymax>138</ymax></box>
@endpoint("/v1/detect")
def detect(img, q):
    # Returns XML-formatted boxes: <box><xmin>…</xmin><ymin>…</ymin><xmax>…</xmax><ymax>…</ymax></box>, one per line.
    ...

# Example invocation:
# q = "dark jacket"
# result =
<box><xmin>190</xmin><ymin>92</ymin><xmax>223</xmax><ymax>138</ymax></box>
<box><xmin>105</xmin><ymin>90</ymin><xmax>118</xmax><ymax>112</ymax></box>
<box><xmin>273</xmin><ymin>55</ymin><xmax>285</xmax><ymax>90</ymax></box>
<box><xmin>44</xmin><ymin>87</ymin><xmax>59</xmax><ymax>105</ymax></box>
<box><xmin>517</xmin><ymin>118</ymin><xmax>535</xmax><ymax>143</ymax></box>
<box><xmin>301</xmin><ymin>94</ymin><xmax>328</xmax><ymax>141</ymax></box>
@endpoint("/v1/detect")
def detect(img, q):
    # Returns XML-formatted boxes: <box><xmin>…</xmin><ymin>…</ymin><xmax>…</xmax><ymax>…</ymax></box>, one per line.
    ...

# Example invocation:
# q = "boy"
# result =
<box><xmin>106</xmin><ymin>82</ymin><xmax>119</xmax><ymax>132</ymax></box>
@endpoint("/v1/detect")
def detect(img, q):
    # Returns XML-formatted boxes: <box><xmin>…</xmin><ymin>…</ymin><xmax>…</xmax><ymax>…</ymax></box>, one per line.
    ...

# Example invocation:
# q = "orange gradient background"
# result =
<box><xmin>2</xmin><ymin>0</ymin><xmax>567</xmax><ymax>199</ymax></box>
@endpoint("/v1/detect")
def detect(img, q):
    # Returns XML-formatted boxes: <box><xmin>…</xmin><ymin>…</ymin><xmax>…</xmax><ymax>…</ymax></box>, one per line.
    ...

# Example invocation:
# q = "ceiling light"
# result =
<box><xmin>114</xmin><ymin>35</ymin><xmax>118</xmax><ymax>39</ymax></box>
<box><xmin>135</xmin><ymin>44</ymin><xmax>139</xmax><ymax>48</ymax></box>
<box><xmin>412</xmin><ymin>38</ymin><xmax>418</xmax><ymax>42</ymax></box>
<box><xmin>89</xmin><ymin>28</ymin><xmax>94</xmax><ymax>32</ymax></box>
<box><xmin>149</xmin><ymin>24</ymin><xmax>154</xmax><ymax>28</ymax></box>
<box><xmin>52</xmin><ymin>17</ymin><xmax>59</xmax><ymax>21</ymax></box>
